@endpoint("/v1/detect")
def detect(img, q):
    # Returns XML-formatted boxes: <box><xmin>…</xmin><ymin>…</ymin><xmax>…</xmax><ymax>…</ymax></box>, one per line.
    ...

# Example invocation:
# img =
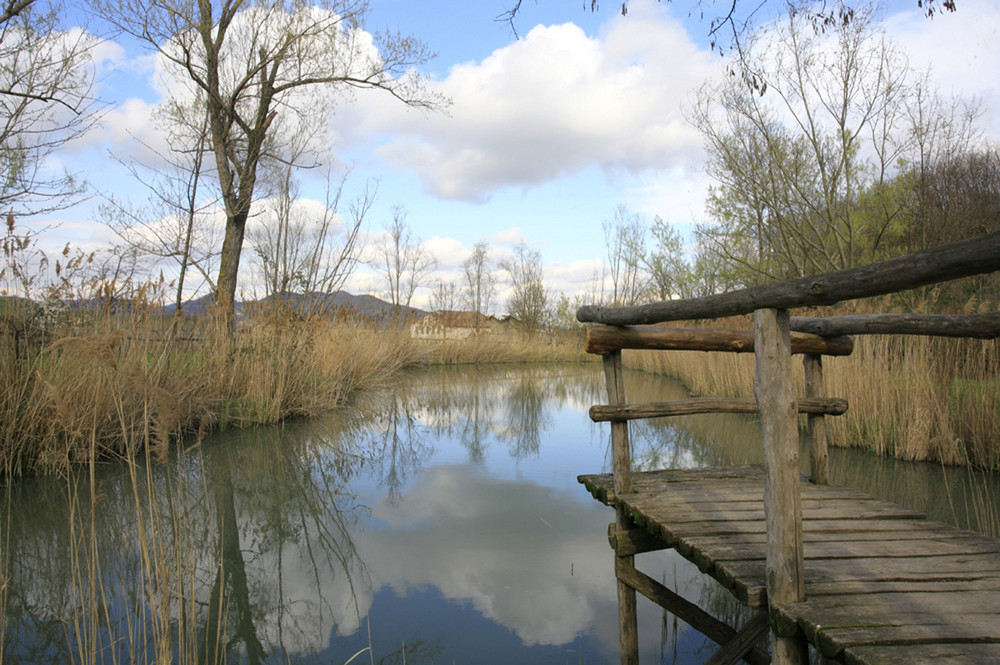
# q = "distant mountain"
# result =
<box><xmin>163</xmin><ymin>291</ymin><xmax>426</xmax><ymax>325</ymax></box>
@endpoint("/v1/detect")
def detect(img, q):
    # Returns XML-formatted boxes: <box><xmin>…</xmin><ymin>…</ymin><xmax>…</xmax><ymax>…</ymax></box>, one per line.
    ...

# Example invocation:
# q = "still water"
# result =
<box><xmin>2</xmin><ymin>365</ymin><xmax>997</xmax><ymax>664</ymax></box>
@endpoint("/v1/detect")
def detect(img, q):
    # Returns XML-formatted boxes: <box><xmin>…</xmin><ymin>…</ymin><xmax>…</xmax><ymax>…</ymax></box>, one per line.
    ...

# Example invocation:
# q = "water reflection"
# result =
<box><xmin>2</xmin><ymin>364</ymin><xmax>997</xmax><ymax>664</ymax></box>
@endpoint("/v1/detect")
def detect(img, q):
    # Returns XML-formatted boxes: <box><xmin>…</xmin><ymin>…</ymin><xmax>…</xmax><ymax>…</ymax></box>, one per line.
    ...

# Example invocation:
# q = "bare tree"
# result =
<box><xmin>249</xmin><ymin>164</ymin><xmax>374</xmax><ymax>316</ymax></box>
<box><xmin>97</xmin><ymin>0</ymin><xmax>443</xmax><ymax>328</ymax></box>
<box><xmin>463</xmin><ymin>241</ymin><xmax>494</xmax><ymax>318</ymax></box>
<box><xmin>603</xmin><ymin>204</ymin><xmax>648</xmax><ymax>306</ymax></box>
<box><xmin>0</xmin><ymin>0</ymin><xmax>101</xmax><ymax>215</ymax></box>
<box><xmin>429</xmin><ymin>279</ymin><xmax>459</xmax><ymax>313</ymax></box>
<box><xmin>101</xmin><ymin>106</ymin><xmax>220</xmax><ymax>315</ymax></box>
<box><xmin>691</xmin><ymin>7</ymin><xmax>916</xmax><ymax>282</ymax></box>
<box><xmin>501</xmin><ymin>242</ymin><xmax>547</xmax><ymax>334</ymax></box>
<box><xmin>375</xmin><ymin>205</ymin><xmax>436</xmax><ymax>312</ymax></box>
<box><xmin>499</xmin><ymin>0</ymin><xmax>955</xmax><ymax>69</ymax></box>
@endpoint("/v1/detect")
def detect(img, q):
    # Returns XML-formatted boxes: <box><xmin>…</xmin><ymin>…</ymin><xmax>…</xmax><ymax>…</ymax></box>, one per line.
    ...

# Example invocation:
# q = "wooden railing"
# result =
<box><xmin>577</xmin><ymin>230</ymin><xmax>1000</xmax><ymax>665</ymax></box>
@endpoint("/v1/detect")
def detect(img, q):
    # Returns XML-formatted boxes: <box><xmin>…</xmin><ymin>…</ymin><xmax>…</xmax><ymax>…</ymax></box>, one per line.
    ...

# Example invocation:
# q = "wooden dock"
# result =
<box><xmin>580</xmin><ymin>465</ymin><xmax>1000</xmax><ymax>665</ymax></box>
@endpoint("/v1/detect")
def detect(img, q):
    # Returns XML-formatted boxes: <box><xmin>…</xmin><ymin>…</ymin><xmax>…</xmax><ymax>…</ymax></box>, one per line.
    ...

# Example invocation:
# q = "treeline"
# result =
<box><xmin>590</xmin><ymin>6</ymin><xmax>999</xmax><ymax>314</ymax></box>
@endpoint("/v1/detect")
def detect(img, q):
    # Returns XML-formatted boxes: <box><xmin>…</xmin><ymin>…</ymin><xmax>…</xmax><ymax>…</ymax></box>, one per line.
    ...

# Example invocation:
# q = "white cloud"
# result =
<box><xmin>421</xmin><ymin>235</ymin><xmax>467</xmax><ymax>268</ymax></box>
<box><xmin>355</xmin><ymin>1</ymin><xmax>716</xmax><ymax>202</ymax></box>
<box><xmin>885</xmin><ymin>1</ymin><xmax>1000</xmax><ymax>136</ymax></box>
<box><xmin>545</xmin><ymin>259</ymin><xmax>606</xmax><ymax>296</ymax></box>
<box><xmin>489</xmin><ymin>227</ymin><xmax>526</xmax><ymax>246</ymax></box>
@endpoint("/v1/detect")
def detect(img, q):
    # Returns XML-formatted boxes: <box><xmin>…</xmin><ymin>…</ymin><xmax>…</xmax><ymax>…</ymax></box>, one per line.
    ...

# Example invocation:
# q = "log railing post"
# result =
<box><xmin>602</xmin><ymin>350</ymin><xmax>638</xmax><ymax>665</ymax></box>
<box><xmin>754</xmin><ymin>309</ymin><xmax>808</xmax><ymax>665</ymax></box>
<box><xmin>804</xmin><ymin>353</ymin><xmax>830</xmax><ymax>485</ymax></box>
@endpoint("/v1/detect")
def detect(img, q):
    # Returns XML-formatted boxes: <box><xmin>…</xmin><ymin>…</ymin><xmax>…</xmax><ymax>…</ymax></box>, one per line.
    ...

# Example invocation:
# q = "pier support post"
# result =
<box><xmin>804</xmin><ymin>353</ymin><xmax>829</xmax><ymax>485</ymax></box>
<box><xmin>603</xmin><ymin>350</ymin><xmax>639</xmax><ymax>665</ymax></box>
<box><xmin>754</xmin><ymin>309</ymin><xmax>808</xmax><ymax>665</ymax></box>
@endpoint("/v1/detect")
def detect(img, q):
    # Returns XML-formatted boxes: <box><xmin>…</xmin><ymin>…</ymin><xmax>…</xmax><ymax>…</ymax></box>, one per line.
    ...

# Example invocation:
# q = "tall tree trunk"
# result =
<box><xmin>215</xmin><ymin>210</ymin><xmax>248</xmax><ymax>332</ymax></box>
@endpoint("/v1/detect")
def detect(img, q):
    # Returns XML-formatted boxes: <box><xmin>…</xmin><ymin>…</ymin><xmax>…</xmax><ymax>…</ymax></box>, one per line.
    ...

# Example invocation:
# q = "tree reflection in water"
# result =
<box><xmin>5</xmin><ymin>364</ymin><xmax>991</xmax><ymax>664</ymax></box>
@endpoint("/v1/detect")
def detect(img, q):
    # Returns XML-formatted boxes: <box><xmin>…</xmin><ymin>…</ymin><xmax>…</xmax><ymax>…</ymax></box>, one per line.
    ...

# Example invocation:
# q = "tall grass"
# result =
<box><xmin>0</xmin><ymin>306</ymin><xmax>430</xmax><ymax>478</ymax></box>
<box><xmin>418</xmin><ymin>328</ymin><xmax>592</xmax><ymax>365</ymax></box>
<box><xmin>626</xmin><ymin>313</ymin><xmax>1000</xmax><ymax>470</ymax></box>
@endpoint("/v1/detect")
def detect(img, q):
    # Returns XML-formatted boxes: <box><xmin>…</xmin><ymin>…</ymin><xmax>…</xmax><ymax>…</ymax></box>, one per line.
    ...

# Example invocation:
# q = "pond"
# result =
<box><xmin>2</xmin><ymin>364</ymin><xmax>997</xmax><ymax>664</ymax></box>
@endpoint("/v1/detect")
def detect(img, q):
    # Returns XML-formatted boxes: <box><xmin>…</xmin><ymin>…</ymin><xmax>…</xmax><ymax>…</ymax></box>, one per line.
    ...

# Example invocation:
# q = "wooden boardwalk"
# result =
<box><xmin>579</xmin><ymin>465</ymin><xmax>1000</xmax><ymax>665</ymax></box>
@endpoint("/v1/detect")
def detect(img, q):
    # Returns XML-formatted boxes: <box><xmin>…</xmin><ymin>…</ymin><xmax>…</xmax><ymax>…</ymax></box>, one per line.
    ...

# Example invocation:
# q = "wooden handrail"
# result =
<box><xmin>586</xmin><ymin>324</ymin><xmax>854</xmax><ymax>356</ymax></box>
<box><xmin>577</xmin><ymin>231</ymin><xmax>1000</xmax><ymax>326</ymax></box>
<box><xmin>589</xmin><ymin>397</ymin><xmax>848</xmax><ymax>422</ymax></box>
<box><xmin>791</xmin><ymin>312</ymin><xmax>1000</xmax><ymax>338</ymax></box>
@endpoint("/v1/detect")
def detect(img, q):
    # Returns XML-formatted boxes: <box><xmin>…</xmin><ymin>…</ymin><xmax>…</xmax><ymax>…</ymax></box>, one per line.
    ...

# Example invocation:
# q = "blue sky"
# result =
<box><xmin>36</xmin><ymin>0</ymin><xmax>1000</xmax><ymax>309</ymax></box>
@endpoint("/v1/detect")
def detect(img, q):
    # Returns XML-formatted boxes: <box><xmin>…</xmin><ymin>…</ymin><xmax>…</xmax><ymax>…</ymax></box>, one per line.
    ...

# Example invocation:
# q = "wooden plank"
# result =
<box><xmin>589</xmin><ymin>396</ymin><xmax>848</xmax><ymax>422</ymax></box>
<box><xmin>754</xmin><ymin>310</ymin><xmax>806</xmax><ymax>613</ymax></box>
<box><xmin>792</xmin><ymin>613</ymin><xmax>1000</xmax><ymax>661</ymax></box>
<box><xmin>580</xmin><ymin>466</ymin><xmax>1000</xmax><ymax>664</ymax></box>
<box><xmin>575</xmin><ymin>230</ymin><xmax>1000</xmax><ymax>325</ymax></box>
<box><xmin>602</xmin><ymin>350</ymin><xmax>638</xmax><ymax>665</ymax></box>
<box><xmin>585</xmin><ymin>324</ymin><xmax>854</xmax><ymax>355</ymax></box>
<box><xmin>844</xmin><ymin>643</ymin><xmax>1000</xmax><ymax>665</ymax></box>
<box><xmin>803</xmin><ymin>354</ymin><xmax>829</xmax><ymax>485</ymax></box>
<box><xmin>703</xmin><ymin>611</ymin><xmax>770</xmax><ymax>665</ymax></box>
<box><xmin>615</xmin><ymin>558</ymin><xmax>771</xmax><ymax>665</ymax></box>
<box><xmin>790</xmin><ymin>312</ymin><xmax>1000</xmax><ymax>339</ymax></box>
<box><xmin>608</xmin><ymin>523</ymin><xmax>669</xmax><ymax>556</ymax></box>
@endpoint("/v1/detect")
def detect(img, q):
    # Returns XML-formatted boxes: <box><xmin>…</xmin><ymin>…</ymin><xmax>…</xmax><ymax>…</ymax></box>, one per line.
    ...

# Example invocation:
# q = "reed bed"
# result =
<box><xmin>626</xmin><ymin>313</ymin><xmax>1000</xmax><ymax>470</ymax></box>
<box><xmin>0</xmin><ymin>307</ymin><xmax>430</xmax><ymax>478</ymax></box>
<box><xmin>0</xmin><ymin>301</ymin><xmax>594</xmax><ymax>478</ymax></box>
<box><xmin>418</xmin><ymin>328</ymin><xmax>592</xmax><ymax>365</ymax></box>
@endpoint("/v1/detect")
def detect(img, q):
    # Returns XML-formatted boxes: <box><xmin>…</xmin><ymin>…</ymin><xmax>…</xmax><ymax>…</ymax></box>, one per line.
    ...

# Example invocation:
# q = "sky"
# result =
<box><xmin>31</xmin><ymin>0</ymin><xmax>1000</xmax><ymax>310</ymax></box>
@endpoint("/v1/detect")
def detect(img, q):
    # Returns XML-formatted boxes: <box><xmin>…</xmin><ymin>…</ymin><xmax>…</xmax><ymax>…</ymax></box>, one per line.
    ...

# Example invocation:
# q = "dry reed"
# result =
<box><xmin>626</xmin><ymin>311</ymin><xmax>1000</xmax><ymax>470</ymax></box>
<box><xmin>418</xmin><ymin>328</ymin><xmax>592</xmax><ymax>365</ymax></box>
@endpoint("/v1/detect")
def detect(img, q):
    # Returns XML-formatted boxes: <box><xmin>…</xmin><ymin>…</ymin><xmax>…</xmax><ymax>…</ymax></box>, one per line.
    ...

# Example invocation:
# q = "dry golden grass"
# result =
<box><xmin>0</xmin><ymin>303</ymin><xmax>592</xmax><ymax>477</ymax></box>
<box><xmin>625</xmin><ymin>311</ymin><xmax>1000</xmax><ymax>470</ymax></box>
<box><xmin>419</xmin><ymin>328</ymin><xmax>592</xmax><ymax>365</ymax></box>
<box><xmin>0</xmin><ymin>307</ymin><xmax>429</xmax><ymax>476</ymax></box>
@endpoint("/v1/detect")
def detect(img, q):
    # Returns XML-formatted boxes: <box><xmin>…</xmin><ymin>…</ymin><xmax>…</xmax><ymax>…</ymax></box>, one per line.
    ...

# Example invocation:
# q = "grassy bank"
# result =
<box><xmin>0</xmin><ymin>306</ymin><xmax>591</xmax><ymax>478</ymax></box>
<box><xmin>626</xmin><ymin>316</ymin><xmax>1000</xmax><ymax>470</ymax></box>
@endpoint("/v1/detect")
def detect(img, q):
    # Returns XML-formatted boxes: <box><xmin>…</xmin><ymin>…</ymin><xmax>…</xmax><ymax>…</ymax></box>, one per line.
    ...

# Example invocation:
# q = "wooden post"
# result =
<box><xmin>603</xmin><ymin>350</ymin><xmax>638</xmax><ymax>665</ymax></box>
<box><xmin>754</xmin><ymin>309</ymin><xmax>808</xmax><ymax>665</ymax></box>
<box><xmin>804</xmin><ymin>354</ymin><xmax>829</xmax><ymax>485</ymax></box>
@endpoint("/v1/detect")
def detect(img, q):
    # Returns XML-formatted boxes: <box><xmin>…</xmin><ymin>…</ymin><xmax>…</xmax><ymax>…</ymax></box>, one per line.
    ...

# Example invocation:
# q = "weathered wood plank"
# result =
<box><xmin>803</xmin><ymin>354</ymin><xmax>829</xmax><ymax>484</ymax></box>
<box><xmin>790</xmin><ymin>312</ymin><xmax>1000</xmax><ymax>339</ymax></box>
<box><xmin>579</xmin><ymin>466</ymin><xmax>1000</xmax><ymax>664</ymax></box>
<box><xmin>608</xmin><ymin>523</ymin><xmax>670</xmax><ymax>556</ymax></box>
<box><xmin>589</xmin><ymin>396</ymin><xmax>848</xmax><ymax>422</ymax></box>
<box><xmin>576</xmin><ymin>231</ymin><xmax>1000</xmax><ymax>325</ymax></box>
<box><xmin>796</xmin><ymin>615</ymin><xmax>1000</xmax><ymax>661</ymax></box>
<box><xmin>585</xmin><ymin>324</ymin><xmax>854</xmax><ymax>355</ymax></box>
<box><xmin>615</xmin><ymin>558</ymin><xmax>771</xmax><ymax>665</ymax></box>
<box><xmin>844</xmin><ymin>643</ymin><xmax>1000</xmax><ymax>665</ymax></box>
<box><xmin>703</xmin><ymin>611</ymin><xmax>770</xmax><ymax>665</ymax></box>
<box><xmin>755</xmin><ymin>309</ymin><xmax>804</xmax><ymax>613</ymax></box>
<box><xmin>601</xmin><ymin>351</ymin><xmax>638</xmax><ymax>665</ymax></box>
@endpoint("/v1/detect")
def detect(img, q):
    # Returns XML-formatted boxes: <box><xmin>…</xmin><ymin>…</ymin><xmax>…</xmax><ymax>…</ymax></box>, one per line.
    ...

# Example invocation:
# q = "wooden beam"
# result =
<box><xmin>576</xmin><ymin>231</ymin><xmax>1000</xmax><ymax>325</ymax></box>
<box><xmin>585</xmin><ymin>324</ymin><xmax>854</xmax><ymax>356</ymax></box>
<box><xmin>703</xmin><ymin>611</ymin><xmax>770</xmax><ymax>665</ymax></box>
<box><xmin>790</xmin><ymin>312</ymin><xmax>1000</xmax><ymax>338</ymax></box>
<box><xmin>589</xmin><ymin>397</ymin><xmax>848</xmax><ymax>422</ymax></box>
<box><xmin>754</xmin><ymin>308</ymin><xmax>809</xmax><ymax>665</ymax></box>
<box><xmin>615</xmin><ymin>558</ymin><xmax>771</xmax><ymax>665</ymax></box>
<box><xmin>607</xmin><ymin>523</ymin><xmax>670</xmax><ymax>556</ymax></box>
<box><xmin>804</xmin><ymin>355</ymin><xmax>829</xmax><ymax>485</ymax></box>
<box><xmin>602</xmin><ymin>351</ymin><xmax>638</xmax><ymax>665</ymax></box>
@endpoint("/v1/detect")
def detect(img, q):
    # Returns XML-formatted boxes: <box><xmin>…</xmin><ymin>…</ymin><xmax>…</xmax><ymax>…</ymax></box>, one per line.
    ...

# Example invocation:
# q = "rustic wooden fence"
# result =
<box><xmin>576</xmin><ymin>230</ymin><xmax>1000</xmax><ymax>665</ymax></box>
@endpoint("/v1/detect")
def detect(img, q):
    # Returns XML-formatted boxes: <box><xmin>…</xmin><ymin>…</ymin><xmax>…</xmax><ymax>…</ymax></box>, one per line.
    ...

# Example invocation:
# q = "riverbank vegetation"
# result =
<box><xmin>0</xmin><ymin>300</ymin><xmax>590</xmax><ymax>478</ymax></box>
<box><xmin>626</xmin><ymin>301</ymin><xmax>1000</xmax><ymax>471</ymax></box>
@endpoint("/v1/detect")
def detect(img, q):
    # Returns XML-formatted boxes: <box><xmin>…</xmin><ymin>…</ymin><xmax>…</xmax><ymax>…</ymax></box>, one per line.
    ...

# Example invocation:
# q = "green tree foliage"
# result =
<box><xmin>692</xmin><ymin>5</ymin><xmax>990</xmax><ymax>295</ymax></box>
